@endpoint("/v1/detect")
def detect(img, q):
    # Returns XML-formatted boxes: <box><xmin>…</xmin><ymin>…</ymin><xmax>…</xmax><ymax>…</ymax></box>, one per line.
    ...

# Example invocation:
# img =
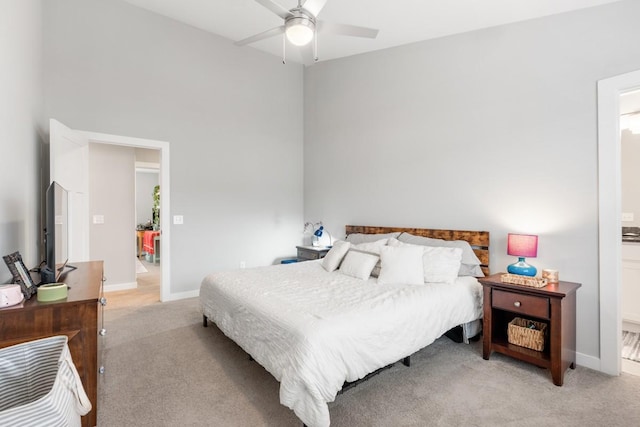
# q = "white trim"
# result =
<box><xmin>597</xmin><ymin>69</ymin><xmax>640</xmax><ymax>376</ymax></box>
<box><xmin>164</xmin><ymin>289</ymin><xmax>199</xmax><ymax>301</ymax></box>
<box><xmin>78</xmin><ymin>130</ymin><xmax>172</xmax><ymax>303</ymax></box>
<box><xmin>135</xmin><ymin>161</ymin><xmax>160</xmax><ymax>170</ymax></box>
<box><xmin>576</xmin><ymin>351</ymin><xmax>600</xmax><ymax>372</ymax></box>
<box><xmin>135</xmin><ymin>167</ymin><xmax>160</xmax><ymax>174</ymax></box>
<box><xmin>103</xmin><ymin>281</ymin><xmax>138</xmax><ymax>292</ymax></box>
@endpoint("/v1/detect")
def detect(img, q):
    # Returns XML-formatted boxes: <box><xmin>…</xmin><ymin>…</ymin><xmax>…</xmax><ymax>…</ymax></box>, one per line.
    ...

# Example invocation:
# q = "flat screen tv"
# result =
<box><xmin>41</xmin><ymin>181</ymin><xmax>69</xmax><ymax>284</ymax></box>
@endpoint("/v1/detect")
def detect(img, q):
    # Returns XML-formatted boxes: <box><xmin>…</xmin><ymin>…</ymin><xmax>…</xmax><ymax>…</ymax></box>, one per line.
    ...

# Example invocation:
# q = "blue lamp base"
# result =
<box><xmin>507</xmin><ymin>257</ymin><xmax>537</xmax><ymax>277</ymax></box>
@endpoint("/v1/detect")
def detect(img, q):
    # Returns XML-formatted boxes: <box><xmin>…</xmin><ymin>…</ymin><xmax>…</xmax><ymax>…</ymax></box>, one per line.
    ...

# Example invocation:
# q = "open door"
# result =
<box><xmin>49</xmin><ymin>119</ymin><xmax>90</xmax><ymax>262</ymax></box>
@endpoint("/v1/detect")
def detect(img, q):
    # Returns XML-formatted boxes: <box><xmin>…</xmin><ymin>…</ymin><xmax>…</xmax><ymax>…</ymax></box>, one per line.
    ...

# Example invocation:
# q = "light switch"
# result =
<box><xmin>173</xmin><ymin>215</ymin><xmax>184</xmax><ymax>225</ymax></box>
<box><xmin>93</xmin><ymin>215</ymin><xmax>104</xmax><ymax>224</ymax></box>
<box><xmin>622</xmin><ymin>212</ymin><xmax>634</xmax><ymax>222</ymax></box>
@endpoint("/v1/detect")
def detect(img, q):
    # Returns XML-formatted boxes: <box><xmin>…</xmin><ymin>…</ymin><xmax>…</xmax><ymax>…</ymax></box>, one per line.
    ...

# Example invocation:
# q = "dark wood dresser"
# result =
<box><xmin>0</xmin><ymin>261</ymin><xmax>104</xmax><ymax>427</ymax></box>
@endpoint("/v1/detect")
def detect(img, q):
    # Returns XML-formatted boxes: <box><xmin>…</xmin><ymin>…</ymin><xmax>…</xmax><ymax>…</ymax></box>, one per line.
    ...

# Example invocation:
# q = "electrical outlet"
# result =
<box><xmin>93</xmin><ymin>215</ymin><xmax>104</xmax><ymax>224</ymax></box>
<box><xmin>239</xmin><ymin>261</ymin><xmax>246</xmax><ymax>269</ymax></box>
<box><xmin>622</xmin><ymin>212</ymin><xmax>634</xmax><ymax>222</ymax></box>
<box><xmin>173</xmin><ymin>215</ymin><xmax>184</xmax><ymax>225</ymax></box>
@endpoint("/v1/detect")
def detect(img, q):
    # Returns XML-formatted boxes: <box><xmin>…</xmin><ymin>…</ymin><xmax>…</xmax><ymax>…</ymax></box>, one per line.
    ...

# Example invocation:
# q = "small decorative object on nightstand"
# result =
<box><xmin>304</xmin><ymin>221</ymin><xmax>332</xmax><ymax>247</ymax></box>
<box><xmin>479</xmin><ymin>273</ymin><xmax>581</xmax><ymax>386</ymax></box>
<box><xmin>296</xmin><ymin>245</ymin><xmax>330</xmax><ymax>261</ymax></box>
<box><xmin>507</xmin><ymin>233</ymin><xmax>538</xmax><ymax>277</ymax></box>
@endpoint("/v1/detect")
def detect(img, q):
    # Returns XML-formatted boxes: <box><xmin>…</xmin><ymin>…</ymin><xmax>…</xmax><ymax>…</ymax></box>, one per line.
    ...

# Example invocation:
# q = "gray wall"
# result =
<box><xmin>0</xmin><ymin>0</ymin><xmax>43</xmax><ymax>282</ymax></box>
<box><xmin>621</xmin><ymin>130</ymin><xmax>640</xmax><ymax>226</ymax></box>
<box><xmin>43</xmin><ymin>0</ymin><xmax>304</xmax><ymax>295</ymax></box>
<box><xmin>134</xmin><ymin>147</ymin><xmax>160</xmax><ymax>164</ymax></box>
<box><xmin>136</xmin><ymin>170</ymin><xmax>159</xmax><ymax>227</ymax></box>
<box><xmin>89</xmin><ymin>143</ymin><xmax>136</xmax><ymax>286</ymax></box>
<box><xmin>303</xmin><ymin>0</ymin><xmax>640</xmax><ymax>360</ymax></box>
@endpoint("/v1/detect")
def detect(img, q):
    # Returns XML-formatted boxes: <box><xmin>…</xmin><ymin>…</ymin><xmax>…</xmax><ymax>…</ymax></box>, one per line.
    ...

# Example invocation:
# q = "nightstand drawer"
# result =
<box><xmin>492</xmin><ymin>289</ymin><xmax>549</xmax><ymax>319</ymax></box>
<box><xmin>298</xmin><ymin>248</ymin><xmax>322</xmax><ymax>260</ymax></box>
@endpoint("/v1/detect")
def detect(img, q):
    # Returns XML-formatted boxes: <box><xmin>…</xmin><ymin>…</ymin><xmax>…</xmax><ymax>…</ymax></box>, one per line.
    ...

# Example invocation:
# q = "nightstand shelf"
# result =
<box><xmin>479</xmin><ymin>273</ymin><xmax>581</xmax><ymax>386</ymax></box>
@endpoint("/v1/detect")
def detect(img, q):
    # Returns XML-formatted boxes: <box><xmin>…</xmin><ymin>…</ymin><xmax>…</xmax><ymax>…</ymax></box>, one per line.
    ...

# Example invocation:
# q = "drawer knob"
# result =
<box><xmin>514</xmin><ymin>301</ymin><xmax>521</xmax><ymax>307</ymax></box>
<box><xmin>100</xmin><ymin>297</ymin><xmax>107</xmax><ymax>306</ymax></box>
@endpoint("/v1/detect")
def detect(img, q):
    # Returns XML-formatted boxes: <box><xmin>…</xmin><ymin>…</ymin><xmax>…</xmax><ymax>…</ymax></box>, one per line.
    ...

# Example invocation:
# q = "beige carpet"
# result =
<box><xmin>98</xmin><ymin>298</ymin><xmax>640</xmax><ymax>426</ymax></box>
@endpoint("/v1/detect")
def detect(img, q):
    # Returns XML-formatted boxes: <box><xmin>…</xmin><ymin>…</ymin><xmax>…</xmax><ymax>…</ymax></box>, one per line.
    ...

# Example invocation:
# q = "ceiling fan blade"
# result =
<box><xmin>235</xmin><ymin>26</ymin><xmax>285</xmax><ymax>46</ymax></box>
<box><xmin>301</xmin><ymin>0</ymin><xmax>327</xmax><ymax>17</ymax></box>
<box><xmin>255</xmin><ymin>0</ymin><xmax>293</xmax><ymax>20</ymax></box>
<box><xmin>319</xmin><ymin>21</ymin><xmax>379</xmax><ymax>39</ymax></box>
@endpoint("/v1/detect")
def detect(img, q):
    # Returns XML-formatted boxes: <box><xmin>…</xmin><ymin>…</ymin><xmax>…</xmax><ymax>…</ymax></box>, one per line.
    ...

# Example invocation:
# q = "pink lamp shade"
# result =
<box><xmin>507</xmin><ymin>233</ymin><xmax>538</xmax><ymax>258</ymax></box>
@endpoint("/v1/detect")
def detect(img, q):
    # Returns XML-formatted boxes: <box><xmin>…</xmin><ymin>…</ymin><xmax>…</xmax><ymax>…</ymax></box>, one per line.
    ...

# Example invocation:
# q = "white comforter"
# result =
<box><xmin>199</xmin><ymin>260</ymin><xmax>483</xmax><ymax>427</ymax></box>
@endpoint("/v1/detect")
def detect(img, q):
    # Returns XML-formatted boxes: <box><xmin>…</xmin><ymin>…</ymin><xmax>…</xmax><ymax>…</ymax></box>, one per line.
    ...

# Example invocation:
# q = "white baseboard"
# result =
<box><xmin>163</xmin><ymin>289</ymin><xmax>199</xmax><ymax>302</ymax></box>
<box><xmin>623</xmin><ymin>314</ymin><xmax>640</xmax><ymax>325</ymax></box>
<box><xmin>103</xmin><ymin>281</ymin><xmax>138</xmax><ymax>292</ymax></box>
<box><xmin>576</xmin><ymin>351</ymin><xmax>601</xmax><ymax>372</ymax></box>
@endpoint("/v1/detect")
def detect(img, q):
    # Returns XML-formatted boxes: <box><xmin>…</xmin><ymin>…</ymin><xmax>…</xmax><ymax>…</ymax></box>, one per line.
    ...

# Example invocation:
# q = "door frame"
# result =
<box><xmin>597</xmin><ymin>69</ymin><xmax>640</xmax><ymax>375</ymax></box>
<box><xmin>80</xmin><ymin>130</ymin><xmax>171</xmax><ymax>302</ymax></box>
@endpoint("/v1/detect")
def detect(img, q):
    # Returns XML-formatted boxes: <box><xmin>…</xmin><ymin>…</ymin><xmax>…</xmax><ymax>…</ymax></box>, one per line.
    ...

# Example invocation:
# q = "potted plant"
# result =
<box><xmin>152</xmin><ymin>185</ymin><xmax>160</xmax><ymax>230</ymax></box>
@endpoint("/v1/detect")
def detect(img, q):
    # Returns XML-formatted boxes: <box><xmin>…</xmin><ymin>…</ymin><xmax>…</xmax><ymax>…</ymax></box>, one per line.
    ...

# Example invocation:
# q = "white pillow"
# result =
<box><xmin>339</xmin><ymin>250</ymin><xmax>379</xmax><ymax>280</ymax></box>
<box><xmin>422</xmin><ymin>246</ymin><xmax>463</xmax><ymax>284</ymax></box>
<box><xmin>322</xmin><ymin>240</ymin><xmax>351</xmax><ymax>272</ymax></box>
<box><xmin>353</xmin><ymin>239</ymin><xmax>389</xmax><ymax>277</ymax></box>
<box><xmin>377</xmin><ymin>245</ymin><xmax>424</xmax><ymax>286</ymax></box>
<box><xmin>352</xmin><ymin>239</ymin><xmax>388</xmax><ymax>254</ymax></box>
<box><xmin>388</xmin><ymin>239</ymin><xmax>462</xmax><ymax>284</ymax></box>
<box><xmin>345</xmin><ymin>232</ymin><xmax>401</xmax><ymax>245</ymax></box>
<box><xmin>397</xmin><ymin>233</ymin><xmax>484</xmax><ymax>277</ymax></box>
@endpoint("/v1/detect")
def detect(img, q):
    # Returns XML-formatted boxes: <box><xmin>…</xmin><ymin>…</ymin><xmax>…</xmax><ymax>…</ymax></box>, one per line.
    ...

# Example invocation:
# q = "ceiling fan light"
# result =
<box><xmin>285</xmin><ymin>17</ymin><xmax>315</xmax><ymax>46</ymax></box>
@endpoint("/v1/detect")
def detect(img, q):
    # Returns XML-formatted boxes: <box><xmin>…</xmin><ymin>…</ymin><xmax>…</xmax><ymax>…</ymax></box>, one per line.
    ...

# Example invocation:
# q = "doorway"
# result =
<box><xmin>49</xmin><ymin>119</ymin><xmax>171</xmax><ymax>302</ymax></box>
<box><xmin>597</xmin><ymin>69</ymin><xmax>640</xmax><ymax>375</ymax></box>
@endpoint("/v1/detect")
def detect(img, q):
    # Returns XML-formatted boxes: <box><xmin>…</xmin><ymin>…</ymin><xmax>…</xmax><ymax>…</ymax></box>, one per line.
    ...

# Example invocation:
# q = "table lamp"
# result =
<box><xmin>507</xmin><ymin>233</ymin><xmax>538</xmax><ymax>277</ymax></box>
<box><xmin>312</xmin><ymin>225</ymin><xmax>324</xmax><ymax>247</ymax></box>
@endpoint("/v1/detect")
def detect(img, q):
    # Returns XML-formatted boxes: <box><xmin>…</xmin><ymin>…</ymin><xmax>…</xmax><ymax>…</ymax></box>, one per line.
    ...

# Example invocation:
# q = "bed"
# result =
<box><xmin>199</xmin><ymin>225</ymin><xmax>490</xmax><ymax>427</ymax></box>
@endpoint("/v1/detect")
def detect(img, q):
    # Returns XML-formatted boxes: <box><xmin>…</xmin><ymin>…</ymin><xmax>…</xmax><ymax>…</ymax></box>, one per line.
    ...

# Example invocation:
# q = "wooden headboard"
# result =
<box><xmin>345</xmin><ymin>225</ymin><xmax>490</xmax><ymax>276</ymax></box>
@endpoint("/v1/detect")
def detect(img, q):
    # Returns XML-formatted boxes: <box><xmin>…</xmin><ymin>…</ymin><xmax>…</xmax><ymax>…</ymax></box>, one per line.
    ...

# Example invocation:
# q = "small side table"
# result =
<box><xmin>479</xmin><ymin>273</ymin><xmax>581</xmax><ymax>386</ymax></box>
<box><xmin>296</xmin><ymin>246</ymin><xmax>330</xmax><ymax>261</ymax></box>
<box><xmin>136</xmin><ymin>230</ymin><xmax>145</xmax><ymax>257</ymax></box>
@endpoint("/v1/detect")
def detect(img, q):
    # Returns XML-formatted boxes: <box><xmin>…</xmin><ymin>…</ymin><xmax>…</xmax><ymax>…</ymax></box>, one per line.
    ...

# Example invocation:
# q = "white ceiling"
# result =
<box><xmin>120</xmin><ymin>0</ymin><xmax>620</xmax><ymax>64</ymax></box>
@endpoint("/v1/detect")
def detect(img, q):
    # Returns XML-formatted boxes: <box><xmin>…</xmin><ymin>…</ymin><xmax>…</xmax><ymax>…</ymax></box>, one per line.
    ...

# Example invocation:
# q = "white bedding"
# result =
<box><xmin>199</xmin><ymin>260</ymin><xmax>483</xmax><ymax>427</ymax></box>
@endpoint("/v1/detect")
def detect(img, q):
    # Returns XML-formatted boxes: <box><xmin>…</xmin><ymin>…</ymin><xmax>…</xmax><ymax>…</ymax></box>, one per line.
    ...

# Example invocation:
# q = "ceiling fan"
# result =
<box><xmin>235</xmin><ymin>0</ymin><xmax>379</xmax><ymax>63</ymax></box>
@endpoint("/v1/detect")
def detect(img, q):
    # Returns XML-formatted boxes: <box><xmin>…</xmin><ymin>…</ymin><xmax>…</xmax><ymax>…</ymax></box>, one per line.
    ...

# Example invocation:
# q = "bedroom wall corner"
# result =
<box><xmin>42</xmin><ymin>0</ymin><xmax>305</xmax><ymax>297</ymax></box>
<box><xmin>303</xmin><ymin>0</ymin><xmax>640</xmax><ymax>363</ymax></box>
<box><xmin>0</xmin><ymin>0</ymin><xmax>44</xmax><ymax>280</ymax></box>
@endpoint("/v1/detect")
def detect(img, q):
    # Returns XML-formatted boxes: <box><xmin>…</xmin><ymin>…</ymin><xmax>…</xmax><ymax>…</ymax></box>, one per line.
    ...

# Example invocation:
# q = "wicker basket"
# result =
<box><xmin>501</xmin><ymin>273</ymin><xmax>547</xmax><ymax>288</ymax></box>
<box><xmin>508</xmin><ymin>317</ymin><xmax>547</xmax><ymax>351</ymax></box>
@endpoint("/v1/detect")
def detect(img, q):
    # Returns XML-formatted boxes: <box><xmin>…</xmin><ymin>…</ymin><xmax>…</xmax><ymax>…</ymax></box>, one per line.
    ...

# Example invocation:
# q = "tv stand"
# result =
<box><xmin>0</xmin><ymin>261</ymin><xmax>104</xmax><ymax>427</ymax></box>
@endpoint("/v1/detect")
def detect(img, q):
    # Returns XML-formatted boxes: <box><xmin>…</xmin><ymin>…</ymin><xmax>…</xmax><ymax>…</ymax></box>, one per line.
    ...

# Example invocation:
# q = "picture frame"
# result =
<box><xmin>3</xmin><ymin>251</ymin><xmax>37</xmax><ymax>300</ymax></box>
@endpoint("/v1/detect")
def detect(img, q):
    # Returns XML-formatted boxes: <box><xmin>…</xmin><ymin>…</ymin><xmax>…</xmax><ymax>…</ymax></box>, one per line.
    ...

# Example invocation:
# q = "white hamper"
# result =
<box><xmin>0</xmin><ymin>336</ymin><xmax>92</xmax><ymax>426</ymax></box>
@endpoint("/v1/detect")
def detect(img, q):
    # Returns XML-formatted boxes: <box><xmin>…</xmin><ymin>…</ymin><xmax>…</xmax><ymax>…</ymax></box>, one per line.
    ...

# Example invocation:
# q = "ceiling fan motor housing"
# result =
<box><xmin>285</xmin><ymin>10</ymin><xmax>316</xmax><ymax>46</ymax></box>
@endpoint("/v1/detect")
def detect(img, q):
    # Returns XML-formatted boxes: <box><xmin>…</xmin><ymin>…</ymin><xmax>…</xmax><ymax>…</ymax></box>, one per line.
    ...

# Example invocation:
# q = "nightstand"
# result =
<box><xmin>296</xmin><ymin>245</ymin><xmax>330</xmax><ymax>261</ymax></box>
<box><xmin>479</xmin><ymin>273</ymin><xmax>581</xmax><ymax>386</ymax></box>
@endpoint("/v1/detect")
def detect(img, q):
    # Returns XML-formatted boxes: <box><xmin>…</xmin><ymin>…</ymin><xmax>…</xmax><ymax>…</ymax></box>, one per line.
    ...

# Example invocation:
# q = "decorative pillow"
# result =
<box><xmin>322</xmin><ymin>240</ymin><xmax>351</xmax><ymax>272</ymax></box>
<box><xmin>352</xmin><ymin>239</ymin><xmax>389</xmax><ymax>277</ymax></box>
<box><xmin>351</xmin><ymin>239</ymin><xmax>389</xmax><ymax>253</ymax></box>
<box><xmin>377</xmin><ymin>245</ymin><xmax>424</xmax><ymax>286</ymax></box>
<box><xmin>345</xmin><ymin>232</ymin><xmax>401</xmax><ymax>245</ymax></box>
<box><xmin>397</xmin><ymin>233</ymin><xmax>484</xmax><ymax>277</ymax></box>
<box><xmin>421</xmin><ymin>246</ymin><xmax>463</xmax><ymax>284</ymax></box>
<box><xmin>339</xmin><ymin>250</ymin><xmax>379</xmax><ymax>280</ymax></box>
<box><xmin>389</xmin><ymin>239</ymin><xmax>462</xmax><ymax>283</ymax></box>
